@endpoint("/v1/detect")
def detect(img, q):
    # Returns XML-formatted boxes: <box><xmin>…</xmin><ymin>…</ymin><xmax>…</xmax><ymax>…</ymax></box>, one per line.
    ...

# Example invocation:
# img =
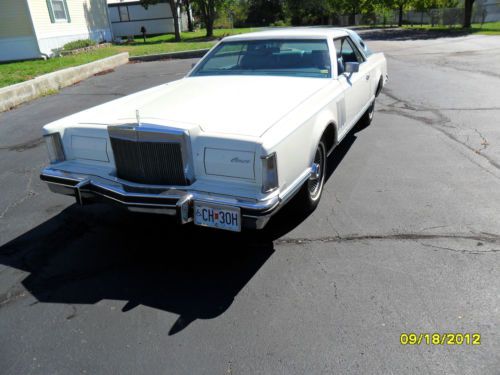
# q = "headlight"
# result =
<box><xmin>261</xmin><ymin>153</ymin><xmax>278</xmax><ymax>193</ymax></box>
<box><xmin>44</xmin><ymin>133</ymin><xmax>65</xmax><ymax>164</ymax></box>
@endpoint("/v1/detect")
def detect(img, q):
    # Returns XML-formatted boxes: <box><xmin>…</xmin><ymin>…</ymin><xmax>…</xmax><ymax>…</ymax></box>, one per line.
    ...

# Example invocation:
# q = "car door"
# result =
<box><xmin>334</xmin><ymin>36</ymin><xmax>371</xmax><ymax>131</ymax></box>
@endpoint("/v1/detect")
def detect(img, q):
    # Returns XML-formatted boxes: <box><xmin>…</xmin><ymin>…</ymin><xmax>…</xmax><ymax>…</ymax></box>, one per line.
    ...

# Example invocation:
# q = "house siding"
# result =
<box><xmin>27</xmin><ymin>0</ymin><xmax>112</xmax><ymax>56</ymax></box>
<box><xmin>108</xmin><ymin>2</ymin><xmax>187</xmax><ymax>37</ymax></box>
<box><xmin>0</xmin><ymin>0</ymin><xmax>39</xmax><ymax>61</ymax></box>
<box><xmin>0</xmin><ymin>0</ymin><xmax>33</xmax><ymax>37</ymax></box>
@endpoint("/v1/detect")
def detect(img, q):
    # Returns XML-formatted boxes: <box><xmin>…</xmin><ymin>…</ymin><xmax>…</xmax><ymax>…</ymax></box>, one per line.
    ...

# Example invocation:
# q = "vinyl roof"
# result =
<box><xmin>223</xmin><ymin>28</ymin><xmax>350</xmax><ymax>41</ymax></box>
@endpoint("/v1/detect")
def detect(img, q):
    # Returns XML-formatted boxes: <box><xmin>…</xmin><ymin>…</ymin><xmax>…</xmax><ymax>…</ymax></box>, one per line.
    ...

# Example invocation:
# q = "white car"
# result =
<box><xmin>41</xmin><ymin>28</ymin><xmax>387</xmax><ymax>232</ymax></box>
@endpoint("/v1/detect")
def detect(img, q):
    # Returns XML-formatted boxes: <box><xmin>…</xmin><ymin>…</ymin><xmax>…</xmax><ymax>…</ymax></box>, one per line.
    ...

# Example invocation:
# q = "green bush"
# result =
<box><xmin>63</xmin><ymin>39</ymin><xmax>97</xmax><ymax>51</ymax></box>
<box><xmin>214</xmin><ymin>16</ymin><xmax>234</xmax><ymax>29</ymax></box>
<box><xmin>270</xmin><ymin>19</ymin><xmax>290</xmax><ymax>27</ymax></box>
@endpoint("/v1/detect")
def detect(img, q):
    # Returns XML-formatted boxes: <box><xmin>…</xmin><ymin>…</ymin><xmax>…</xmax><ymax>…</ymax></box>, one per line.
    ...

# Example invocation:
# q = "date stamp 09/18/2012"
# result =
<box><xmin>400</xmin><ymin>333</ymin><xmax>481</xmax><ymax>346</ymax></box>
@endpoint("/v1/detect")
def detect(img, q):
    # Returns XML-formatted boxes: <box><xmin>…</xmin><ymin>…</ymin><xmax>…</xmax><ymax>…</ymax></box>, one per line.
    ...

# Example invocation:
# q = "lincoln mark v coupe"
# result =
<box><xmin>41</xmin><ymin>28</ymin><xmax>387</xmax><ymax>232</ymax></box>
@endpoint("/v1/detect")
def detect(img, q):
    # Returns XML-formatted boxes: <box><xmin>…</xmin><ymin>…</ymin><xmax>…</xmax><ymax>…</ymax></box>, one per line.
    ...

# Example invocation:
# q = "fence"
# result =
<box><xmin>336</xmin><ymin>2</ymin><xmax>500</xmax><ymax>27</ymax></box>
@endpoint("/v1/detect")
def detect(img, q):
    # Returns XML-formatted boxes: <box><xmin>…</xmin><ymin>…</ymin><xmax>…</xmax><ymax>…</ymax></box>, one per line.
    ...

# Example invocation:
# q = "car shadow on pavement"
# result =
<box><xmin>0</xmin><ymin>206</ymin><xmax>275</xmax><ymax>334</ymax></box>
<box><xmin>0</xmin><ymin>126</ymin><xmax>360</xmax><ymax>335</ymax></box>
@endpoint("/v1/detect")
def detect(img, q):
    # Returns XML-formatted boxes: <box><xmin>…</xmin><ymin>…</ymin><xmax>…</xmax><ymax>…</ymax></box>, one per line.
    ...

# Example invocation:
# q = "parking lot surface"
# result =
<box><xmin>0</xmin><ymin>30</ymin><xmax>499</xmax><ymax>374</ymax></box>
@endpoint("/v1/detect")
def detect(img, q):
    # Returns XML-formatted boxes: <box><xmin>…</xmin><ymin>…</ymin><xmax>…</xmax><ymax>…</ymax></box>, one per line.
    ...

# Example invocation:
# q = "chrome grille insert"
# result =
<box><xmin>108</xmin><ymin>123</ymin><xmax>193</xmax><ymax>186</ymax></box>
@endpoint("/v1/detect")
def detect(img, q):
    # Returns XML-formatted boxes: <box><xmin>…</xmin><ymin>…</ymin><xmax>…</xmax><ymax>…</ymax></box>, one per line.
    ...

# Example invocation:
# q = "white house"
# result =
<box><xmin>0</xmin><ymin>0</ymin><xmax>113</xmax><ymax>62</ymax></box>
<box><xmin>108</xmin><ymin>0</ymin><xmax>188</xmax><ymax>38</ymax></box>
<box><xmin>476</xmin><ymin>0</ymin><xmax>500</xmax><ymax>22</ymax></box>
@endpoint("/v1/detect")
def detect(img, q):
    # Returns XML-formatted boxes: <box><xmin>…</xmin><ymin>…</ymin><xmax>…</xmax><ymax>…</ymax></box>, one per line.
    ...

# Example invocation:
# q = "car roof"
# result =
<box><xmin>222</xmin><ymin>27</ymin><xmax>350</xmax><ymax>42</ymax></box>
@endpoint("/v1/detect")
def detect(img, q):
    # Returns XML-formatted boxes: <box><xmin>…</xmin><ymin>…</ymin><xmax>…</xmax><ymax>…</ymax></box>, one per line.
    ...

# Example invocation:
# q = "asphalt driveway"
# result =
<box><xmin>0</xmin><ymin>30</ymin><xmax>499</xmax><ymax>374</ymax></box>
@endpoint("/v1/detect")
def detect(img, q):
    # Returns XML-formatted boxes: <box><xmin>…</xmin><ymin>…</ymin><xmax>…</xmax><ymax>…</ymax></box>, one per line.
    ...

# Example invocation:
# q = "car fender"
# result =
<box><xmin>310</xmin><ymin>108</ymin><xmax>338</xmax><ymax>161</ymax></box>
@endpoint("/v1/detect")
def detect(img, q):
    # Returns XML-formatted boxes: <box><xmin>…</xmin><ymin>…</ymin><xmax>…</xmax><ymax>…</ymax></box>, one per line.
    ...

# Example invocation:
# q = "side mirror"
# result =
<box><xmin>345</xmin><ymin>62</ymin><xmax>360</xmax><ymax>74</ymax></box>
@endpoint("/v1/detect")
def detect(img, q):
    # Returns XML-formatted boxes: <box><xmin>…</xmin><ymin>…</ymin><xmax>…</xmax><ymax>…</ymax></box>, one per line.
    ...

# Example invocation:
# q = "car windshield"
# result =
<box><xmin>191</xmin><ymin>39</ymin><xmax>332</xmax><ymax>79</ymax></box>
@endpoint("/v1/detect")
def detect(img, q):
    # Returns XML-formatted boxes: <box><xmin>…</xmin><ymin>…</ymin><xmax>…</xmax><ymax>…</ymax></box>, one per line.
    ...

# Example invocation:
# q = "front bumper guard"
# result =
<box><xmin>40</xmin><ymin>167</ymin><xmax>280</xmax><ymax>230</ymax></box>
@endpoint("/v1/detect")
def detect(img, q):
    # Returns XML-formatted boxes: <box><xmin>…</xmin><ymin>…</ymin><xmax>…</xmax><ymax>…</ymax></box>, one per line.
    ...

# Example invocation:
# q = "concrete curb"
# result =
<box><xmin>130</xmin><ymin>49</ymin><xmax>209</xmax><ymax>62</ymax></box>
<box><xmin>0</xmin><ymin>52</ymin><xmax>129</xmax><ymax>112</ymax></box>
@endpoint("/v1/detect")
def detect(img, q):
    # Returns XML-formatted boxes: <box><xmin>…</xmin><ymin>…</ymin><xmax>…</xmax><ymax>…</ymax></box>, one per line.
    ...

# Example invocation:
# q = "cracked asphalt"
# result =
<box><xmin>0</xmin><ymin>30</ymin><xmax>499</xmax><ymax>374</ymax></box>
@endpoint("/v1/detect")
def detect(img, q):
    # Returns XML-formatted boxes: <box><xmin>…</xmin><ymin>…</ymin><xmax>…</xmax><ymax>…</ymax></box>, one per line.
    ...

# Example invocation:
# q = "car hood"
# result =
<box><xmin>77</xmin><ymin>76</ymin><xmax>330</xmax><ymax>138</ymax></box>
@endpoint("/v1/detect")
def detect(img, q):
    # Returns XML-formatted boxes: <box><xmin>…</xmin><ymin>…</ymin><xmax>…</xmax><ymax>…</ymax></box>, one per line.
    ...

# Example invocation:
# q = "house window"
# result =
<box><xmin>48</xmin><ymin>0</ymin><xmax>70</xmax><ymax>22</ymax></box>
<box><xmin>118</xmin><ymin>6</ymin><xmax>130</xmax><ymax>22</ymax></box>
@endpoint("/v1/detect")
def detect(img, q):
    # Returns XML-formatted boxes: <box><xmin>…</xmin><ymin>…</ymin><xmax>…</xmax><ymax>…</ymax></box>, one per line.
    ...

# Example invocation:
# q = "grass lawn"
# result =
<box><xmin>0</xmin><ymin>48</ymin><xmax>118</xmax><ymax>88</ymax></box>
<box><xmin>402</xmin><ymin>21</ymin><xmax>500</xmax><ymax>35</ymax></box>
<box><xmin>0</xmin><ymin>28</ymin><xmax>258</xmax><ymax>89</ymax></box>
<box><xmin>109</xmin><ymin>27</ymin><xmax>258</xmax><ymax>56</ymax></box>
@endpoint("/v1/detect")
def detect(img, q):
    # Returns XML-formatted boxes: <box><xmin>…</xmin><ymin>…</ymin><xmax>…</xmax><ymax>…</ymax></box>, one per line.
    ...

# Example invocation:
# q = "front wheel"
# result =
<box><xmin>358</xmin><ymin>100</ymin><xmax>375</xmax><ymax>128</ymax></box>
<box><xmin>293</xmin><ymin>140</ymin><xmax>327</xmax><ymax>213</ymax></box>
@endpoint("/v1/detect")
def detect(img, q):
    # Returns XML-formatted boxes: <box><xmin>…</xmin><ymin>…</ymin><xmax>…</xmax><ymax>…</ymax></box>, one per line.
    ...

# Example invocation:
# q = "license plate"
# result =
<box><xmin>194</xmin><ymin>203</ymin><xmax>241</xmax><ymax>232</ymax></box>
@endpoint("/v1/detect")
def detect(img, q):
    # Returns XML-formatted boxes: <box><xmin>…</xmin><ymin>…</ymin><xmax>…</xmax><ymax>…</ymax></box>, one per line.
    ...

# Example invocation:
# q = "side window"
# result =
<box><xmin>340</xmin><ymin>38</ymin><xmax>361</xmax><ymax>63</ymax></box>
<box><xmin>334</xmin><ymin>37</ymin><xmax>365</xmax><ymax>75</ymax></box>
<box><xmin>345</xmin><ymin>37</ymin><xmax>365</xmax><ymax>63</ymax></box>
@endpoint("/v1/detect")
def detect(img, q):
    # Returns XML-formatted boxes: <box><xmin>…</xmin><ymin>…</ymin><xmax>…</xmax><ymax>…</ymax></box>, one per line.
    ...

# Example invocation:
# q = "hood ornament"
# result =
<box><xmin>135</xmin><ymin>109</ymin><xmax>141</xmax><ymax>127</ymax></box>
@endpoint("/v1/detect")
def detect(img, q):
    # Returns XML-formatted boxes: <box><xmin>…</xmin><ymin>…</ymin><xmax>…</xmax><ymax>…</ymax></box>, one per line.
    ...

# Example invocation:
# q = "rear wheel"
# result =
<box><xmin>294</xmin><ymin>140</ymin><xmax>327</xmax><ymax>212</ymax></box>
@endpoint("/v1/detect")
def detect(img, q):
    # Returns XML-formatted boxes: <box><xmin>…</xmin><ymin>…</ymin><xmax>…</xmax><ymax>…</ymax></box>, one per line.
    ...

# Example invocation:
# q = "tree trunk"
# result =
<box><xmin>203</xmin><ymin>0</ymin><xmax>215</xmax><ymax>38</ymax></box>
<box><xmin>349</xmin><ymin>13</ymin><xmax>355</xmax><ymax>25</ymax></box>
<box><xmin>170</xmin><ymin>0</ymin><xmax>181</xmax><ymax>42</ymax></box>
<box><xmin>185</xmin><ymin>0</ymin><xmax>194</xmax><ymax>32</ymax></box>
<box><xmin>463</xmin><ymin>0</ymin><xmax>475</xmax><ymax>28</ymax></box>
<box><xmin>206</xmin><ymin>16</ymin><xmax>214</xmax><ymax>37</ymax></box>
<box><xmin>398</xmin><ymin>5</ymin><xmax>404</xmax><ymax>27</ymax></box>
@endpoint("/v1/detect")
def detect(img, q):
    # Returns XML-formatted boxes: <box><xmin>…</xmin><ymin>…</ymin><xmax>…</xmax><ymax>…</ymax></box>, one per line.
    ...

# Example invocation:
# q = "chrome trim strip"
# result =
<box><xmin>89</xmin><ymin>189</ymin><xmax>177</xmax><ymax>209</ymax></box>
<box><xmin>128</xmin><ymin>207</ymin><xmax>177</xmax><ymax>215</ymax></box>
<box><xmin>176</xmin><ymin>194</ymin><xmax>193</xmax><ymax>224</ymax></box>
<box><xmin>74</xmin><ymin>179</ymin><xmax>91</xmax><ymax>206</ymax></box>
<box><xmin>45</xmin><ymin>179</ymin><xmax>79</xmax><ymax>188</ymax></box>
<box><xmin>278</xmin><ymin>167</ymin><xmax>312</xmax><ymax>205</ymax></box>
<box><xmin>41</xmin><ymin>167</ymin><xmax>279</xmax><ymax>213</ymax></box>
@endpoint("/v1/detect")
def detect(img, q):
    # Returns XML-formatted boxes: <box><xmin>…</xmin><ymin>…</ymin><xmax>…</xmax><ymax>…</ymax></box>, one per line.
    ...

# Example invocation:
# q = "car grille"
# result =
<box><xmin>110</xmin><ymin>137</ymin><xmax>187</xmax><ymax>185</ymax></box>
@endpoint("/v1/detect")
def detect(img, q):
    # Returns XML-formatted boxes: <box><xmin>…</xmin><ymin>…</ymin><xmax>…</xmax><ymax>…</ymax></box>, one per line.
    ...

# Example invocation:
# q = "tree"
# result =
<box><xmin>140</xmin><ymin>0</ymin><xmax>182</xmax><ymax>42</ymax></box>
<box><xmin>228</xmin><ymin>0</ymin><xmax>251</xmax><ymax>27</ymax></box>
<box><xmin>339</xmin><ymin>0</ymin><xmax>366</xmax><ymax>25</ymax></box>
<box><xmin>246</xmin><ymin>0</ymin><xmax>285</xmax><ymax>26</ymax></box>
<box><xmin>379</xmin><ymin>0</ymin><xmax>414</xmax><ymax>26</ymax></box>
<box><xmin>286</xmin><ymin>0</ymin><xmax>337</xmax><ymax>25</ymax></box>
<box><xmin>395</xmin><ymin>0</ymin><xmax>413</xmax><ymax>26</ymax></box>
<box><xmin>463</xmin><ymin>0</ymin><xmax>475</xmax><ymax>28</ymax></box>
<box><xmin>191</xmin><ymin>0</ymin><xmax>234</xmax><ymax>37</ymax></box>
<box><xmin>183</xmin><ymin>0</ymin><xmax>195</xmax><ymax>32</ymax></box>
<box><xmin>378</xmin><ymin>0</ymin><xmax>420</xmax><ymax>27</ymax></box>
<box><xmin>413</xmin><ymin>0</ymin><xmax>459</xmax><ymax>26</ymax></box>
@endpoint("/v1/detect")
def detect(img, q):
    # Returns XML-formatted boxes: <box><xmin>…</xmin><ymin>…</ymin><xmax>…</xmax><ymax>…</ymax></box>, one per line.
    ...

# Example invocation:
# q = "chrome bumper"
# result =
<box><xmin>40</xmin><ymin>167</ymin><xmax>280</xmax><ymax>230</ymax></box>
